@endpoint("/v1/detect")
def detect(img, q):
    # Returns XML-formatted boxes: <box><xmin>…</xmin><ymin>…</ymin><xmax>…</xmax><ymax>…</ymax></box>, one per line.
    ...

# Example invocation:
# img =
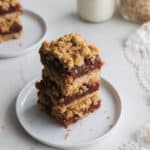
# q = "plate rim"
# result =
<box><xmin>0</xmin><ymin>9</ymin><xmax>47</xmax><ymax>58</ymax></box>
<box><xmin>16</xmin><ymin>77</ymin><xmax>122</xmax><ymax>149</ymax></box>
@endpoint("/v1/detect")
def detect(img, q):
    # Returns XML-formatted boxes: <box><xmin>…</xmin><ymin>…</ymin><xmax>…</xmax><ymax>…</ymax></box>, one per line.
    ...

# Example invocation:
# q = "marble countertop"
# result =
<box><xmin>0</xmin><ymin>0</ymin><xmax>149</xmax><ymax>149</ymax></box>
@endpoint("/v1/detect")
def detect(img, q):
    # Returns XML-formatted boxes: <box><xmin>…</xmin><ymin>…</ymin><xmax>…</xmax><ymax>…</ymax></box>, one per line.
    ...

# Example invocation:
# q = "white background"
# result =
<box><xmin>0</xmin><ymin>0</ymin><xmax>149</xmax><ymax>149</ymax></box>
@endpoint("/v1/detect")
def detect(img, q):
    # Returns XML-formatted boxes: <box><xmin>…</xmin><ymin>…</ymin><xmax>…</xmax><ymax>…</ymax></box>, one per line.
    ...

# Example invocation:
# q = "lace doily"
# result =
<box><xmin>119</xmin><ymin>123</ymin><xmax>150</xmax><ymax>150</ymax></box>
<box><xmin>137</xmin><ymin>59</ymin><xmax>150</xmax><ymax>92</ymax></box>
<box><xmin>124</xmin><ymin>22</ymin><xmax>150</xmax><ymax>92</ymax></box>
<box><xmin>124</xmin><ymin>22</ymin><xmax>150</xmax><ymax>67</ymax></box>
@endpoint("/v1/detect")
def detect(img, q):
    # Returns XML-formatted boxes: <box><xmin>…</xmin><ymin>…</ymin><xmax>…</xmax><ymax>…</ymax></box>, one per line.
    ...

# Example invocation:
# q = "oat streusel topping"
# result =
<box><xmin>40</xmin><ymin>33</ymin><xmax>99</xmax><ymax>69</ymax></box>
<box><xmin>0</xmin><ymin>18</ymin><xmax>20</xmax><ymax>32</ymax></box>
<box><xmin>0</xmin><ymin>0</ymin><xmax>18</xmax><ymax>10</ymax></box>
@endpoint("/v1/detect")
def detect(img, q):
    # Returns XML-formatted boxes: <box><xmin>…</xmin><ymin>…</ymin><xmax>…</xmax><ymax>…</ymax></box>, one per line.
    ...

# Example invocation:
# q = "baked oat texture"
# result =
<box><xmin>44</xmin><ymin>68</ymin><xmax>100</xmax><ymax>96</ymax></box>
<box><xmin>50</xmin><ymin>91</ymin><xmax>100</xmax><ymax>118</ymax></box>
<box><xmin>0</xmin><ymin>11</ymin><xmax>22</xmax><ymax>22</ymax></box>
<box><xmin>40</xmin><ymin>33</ymin><xmax>100</xmax><ymax>69</ymax></box>
<box><xmin>38</xmin><ymin>91</ymin><xmax>101</xmax><ymax>127</ymax></box>
<box><xmin>0</xmin><ymin>0</ymin><xmax>23</xmax><ymax>42</ymax></box>
<box><xmin>0</xmin><ymin>18</ymin><xmax>21</xmax><ymax>32</ymax></box>
<box><xmin>0</xmin><ymin>30</ymin><xmax>22</xmax><ymax>42</ymax></box>
<box><xmin>0</xmin><ymin>0</ymin><xmax>18</xmax><ymax>10</ymax></box>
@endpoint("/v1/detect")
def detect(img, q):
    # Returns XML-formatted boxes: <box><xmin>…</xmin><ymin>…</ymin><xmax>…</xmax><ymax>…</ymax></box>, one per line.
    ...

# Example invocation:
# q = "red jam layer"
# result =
<box><xmin>41</xmin><ymin>55</ymin><xmax>103</xmax><ymax>80</ymax></box>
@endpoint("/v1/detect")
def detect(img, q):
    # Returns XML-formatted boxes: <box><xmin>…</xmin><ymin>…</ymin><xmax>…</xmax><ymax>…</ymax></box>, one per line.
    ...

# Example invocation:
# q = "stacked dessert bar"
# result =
<box><xmin>36</xmin><ymin>33</ymin><xmax>104</xmax><ymax>128</ymax></box>
<box><xmin>0</xmin><ymin>0</ymin><xmax>23</xmax><ymax>42</ymax></box>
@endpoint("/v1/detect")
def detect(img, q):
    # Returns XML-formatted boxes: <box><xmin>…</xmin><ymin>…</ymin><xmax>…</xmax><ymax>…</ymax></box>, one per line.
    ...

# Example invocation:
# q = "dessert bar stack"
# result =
<box><xmin>0</xmin><ymin>0</ymin><xmax>23</xmax><ymax>42</ymax></box>
<box><xmin>36</xmin><ymin>33</ymin><xmax>104</xmax><ymax>128</ymax></box>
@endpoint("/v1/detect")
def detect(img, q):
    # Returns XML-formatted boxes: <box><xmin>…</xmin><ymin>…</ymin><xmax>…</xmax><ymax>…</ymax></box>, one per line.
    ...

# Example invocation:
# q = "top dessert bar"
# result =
<box><xmin>40</xmin><ymin>33</ymin><xmax>104</xmax><ymax>82</ymax></box>
<box><xmin>40</xmin><ymin>33</ymin><xmax>100</xmax><ymax>69</ymax></box>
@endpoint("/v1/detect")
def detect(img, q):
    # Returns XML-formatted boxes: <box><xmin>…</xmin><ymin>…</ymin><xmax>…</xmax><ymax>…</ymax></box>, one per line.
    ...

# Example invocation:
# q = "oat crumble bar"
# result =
<box><xmin>0</xmin><ymin>0</ymin><xmax>23</xmax><ymax>43</ymax></box>
<box><xmin>36</xmin><ymin>33</ymin><xmax>104</xmax><ymax>128</ymax></box>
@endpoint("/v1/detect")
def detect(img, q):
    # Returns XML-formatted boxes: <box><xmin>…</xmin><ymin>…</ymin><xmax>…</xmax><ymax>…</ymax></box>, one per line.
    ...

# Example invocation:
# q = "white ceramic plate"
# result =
<box><xmin>16</xmin><ymin>78</ymin><xmax>122</xmax><ymax>149</ymax></box>
<box><xmin>0</xmin><ymin>9</ymin><xmax>47</xmax><ymax>58</ymax></box>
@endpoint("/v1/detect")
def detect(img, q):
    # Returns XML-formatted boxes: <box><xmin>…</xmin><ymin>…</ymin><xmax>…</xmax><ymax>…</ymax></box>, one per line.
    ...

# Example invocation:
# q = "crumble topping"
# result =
<box><xmin>0</xmin><ymin>18</ymin><xmax>20</xmax><ymax>32</ymax></box>
<box><xmin>0</xmin><ymin>0</ymin><xmax>18</xmax><ymax>10</ymax></box>
<box><xmin>40</xmin><ymin>33</ymin><xmax>99</xmax><ymax>69</ymax></box>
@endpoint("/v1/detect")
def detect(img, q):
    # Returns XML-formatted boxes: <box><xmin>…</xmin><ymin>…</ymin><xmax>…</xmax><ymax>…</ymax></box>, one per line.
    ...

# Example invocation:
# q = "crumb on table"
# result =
<box><xmin>18</xmin><ymin>42</ymin><xmax>22</xmax><ymax>47</ymax></box>
<box><xmin>109</xmin><ymin>124</ymin><xmax>114</xmax><ymax>128</ymax></box>
<box><xmin>1</xmin><ymin>125</ymin><xmax>5</xmax><ymax>131</ymax></box>
<box><xmin>30</xmin><ymin>146</ymin><xmax>36</xmax><ymax>150</ymax></box>
<box><xmin>106</xmin><ymin>115</ymin><xmax>111</xmax><ymax>120</ymax></box>
<box><xmin>65</xmin><ymin>128</ymin><xmax>71</xmax><ymax>139</ymax></box>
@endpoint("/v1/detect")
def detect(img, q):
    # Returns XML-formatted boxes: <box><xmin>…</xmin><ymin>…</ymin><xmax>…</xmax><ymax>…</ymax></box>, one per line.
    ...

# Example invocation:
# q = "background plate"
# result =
<box><xmin>0</xmin><ymin>9</ymin><xmax>47</xmax><ymax>58</ymax></box>
<box><xmin>16</xmin><ymin>78</ymin><xmax>122</xmax><ymax>149</ymax></box>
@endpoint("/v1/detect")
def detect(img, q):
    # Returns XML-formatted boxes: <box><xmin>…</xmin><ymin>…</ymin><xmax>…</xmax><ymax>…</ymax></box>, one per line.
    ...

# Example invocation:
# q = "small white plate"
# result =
<box><xmin>16</xmin><ymin>78</ymin><xmax>122</xmax><ymax>149</ymax></box>
<box><xmin>0</xmin><ymin>9</ymin><xmax>47</xmax><ymax>58</ymax></box>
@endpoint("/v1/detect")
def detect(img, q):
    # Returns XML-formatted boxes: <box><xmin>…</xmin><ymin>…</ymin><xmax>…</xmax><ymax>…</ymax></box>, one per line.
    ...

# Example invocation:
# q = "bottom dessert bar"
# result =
<box><xmin>39</xmin><ymin>101</ymin><xmax>100</xmax><ymax>128</ymax></box>
<box><xmin>38</xmin><ymin>91</ymin><xmax>101</xmax><ymax>128</ymax></box>
<box><xmin>0</xmin><ymin>9</ymin><xmax>23</xmax><ymax>23</ymax></box>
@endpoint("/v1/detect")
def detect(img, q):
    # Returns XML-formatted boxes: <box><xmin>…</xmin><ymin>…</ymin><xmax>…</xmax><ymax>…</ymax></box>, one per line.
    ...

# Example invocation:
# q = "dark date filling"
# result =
<box><xmin>0</xmin><ymin>22</ymin><xmax>22</xmax><ymax>35</ymax></box>
<box><xmin>36</xmin><ymin>80</ymin><xmax>99</xmax><ymax>105</ymax></box>
<box><xmin>40</xmin><ymin>55</ymin><xmax>103</xmax><ymax>79</ymax></box>
<box><xmin>0</xmin><ymin>4</ymin><xmax>22</xmax><ymax>15</ymax></box>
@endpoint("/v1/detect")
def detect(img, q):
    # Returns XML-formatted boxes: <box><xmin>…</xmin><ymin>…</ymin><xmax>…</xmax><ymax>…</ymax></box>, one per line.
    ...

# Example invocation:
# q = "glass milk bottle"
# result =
<box><xmin>77</xmin><ymin>0</ymin><xmax>116</xmax><ymax>23</ymax></box>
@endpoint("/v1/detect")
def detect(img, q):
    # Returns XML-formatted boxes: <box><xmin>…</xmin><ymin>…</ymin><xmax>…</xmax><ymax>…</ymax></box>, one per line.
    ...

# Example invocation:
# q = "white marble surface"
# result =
<box><xmin>0</xmin><ymin>0</ymin><xmax>149</xmax><ymax>150</ymax></box>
